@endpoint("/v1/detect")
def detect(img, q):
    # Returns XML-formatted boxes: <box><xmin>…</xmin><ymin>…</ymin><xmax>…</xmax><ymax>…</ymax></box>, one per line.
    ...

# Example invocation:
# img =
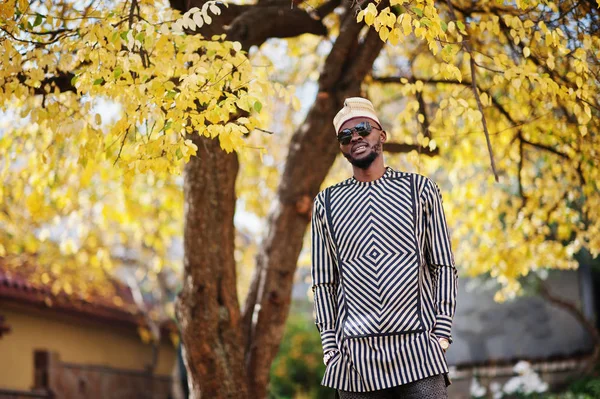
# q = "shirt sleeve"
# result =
<box><xmin>423</xmin><ymin>178</ymin><xmax>458</xmax><ymax>343</ymax></box>
<box><xmin>311</xmin><ymin>192</ymin><xmax>339</xmax><ymax>354</ymax></box>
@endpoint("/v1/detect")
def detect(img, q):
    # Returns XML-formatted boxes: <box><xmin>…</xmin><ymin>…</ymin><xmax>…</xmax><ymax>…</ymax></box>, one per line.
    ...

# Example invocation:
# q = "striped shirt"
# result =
<box><xmin>311</xmin><ymin>166</ymin><xmax>458</xmax><ymax>392</ymax></box>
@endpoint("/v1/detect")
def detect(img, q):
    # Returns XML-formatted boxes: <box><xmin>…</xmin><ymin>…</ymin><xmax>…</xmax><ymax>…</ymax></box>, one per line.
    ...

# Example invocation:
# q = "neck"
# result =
<box><xmin>352</xmin><ymin>158</ymin><xmax>386</xmax><ymax>182</ymax></box>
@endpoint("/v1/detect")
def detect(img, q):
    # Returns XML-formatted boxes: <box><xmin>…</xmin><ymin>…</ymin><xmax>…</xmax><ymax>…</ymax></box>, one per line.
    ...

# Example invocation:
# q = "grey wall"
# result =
<box><xmin>447</xmin><ymin>270</ymin><xmax>594</xmax><ymax>366</ymax></box>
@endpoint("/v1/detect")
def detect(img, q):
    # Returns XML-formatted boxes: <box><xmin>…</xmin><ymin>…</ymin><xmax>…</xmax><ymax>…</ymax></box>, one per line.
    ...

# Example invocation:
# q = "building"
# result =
<box><xmin>0</xmin><ymin>263</ymin><xmax>178</xmax><ymax>399</ymax></box>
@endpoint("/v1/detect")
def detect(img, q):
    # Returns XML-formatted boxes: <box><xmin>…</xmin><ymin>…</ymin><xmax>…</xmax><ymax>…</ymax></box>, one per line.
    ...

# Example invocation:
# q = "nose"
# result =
<box><xmin>350</xmin><ymin>131</ymin><xmax>364</xmax><ymax>143</ymax></box>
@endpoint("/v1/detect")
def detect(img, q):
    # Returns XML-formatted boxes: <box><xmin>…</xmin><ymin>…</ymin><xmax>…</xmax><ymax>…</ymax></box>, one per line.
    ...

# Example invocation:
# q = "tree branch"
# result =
<box><xmin>520</xmin><ymin>136</ymin><xmax>586</xmax><ymax>186</ymax></box>
<box><xmin>538</xmin><ymin>280</ymin><xmax>600</xmax><ymax>373</ymax></box>
<box><xmin>517</xmin><ymin>132</ymin><xmax>527</xmax><ymax>212</ymax></box>
<box><xmin>173</xmin><ymin>1</ymin><xmax>334</xmax><ymax>49</ymax></box>
<box><xmin>17</xmin><ymin>71</ymin><xmax>77</xmax><ymax>94</ymax></box>
<box><xmin>226</xmin><ymin>6</ymin><xmax>328</xmax><ymax>50</ymax></box>
<box><xmin>446</xmin><ymin>0</ymin><xmax>499</xmax><ymax>182</ymax></box>
<box><xmin>520</xmin><ymin>137</ymin><xmax>569</xmax><ymax>160</ymax></box>
<box><xmin>383</xmin><ymin>142</ymin><xmax>439</xmax><ymax>156</ymax></box>
<box><xmin>316</xmin><ymin>0</ymin><xmax>342</xmax><ymax>20</ymax></box>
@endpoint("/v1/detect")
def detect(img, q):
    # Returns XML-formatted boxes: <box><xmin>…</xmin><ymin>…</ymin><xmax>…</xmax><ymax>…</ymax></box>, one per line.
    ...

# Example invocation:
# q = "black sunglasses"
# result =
<box><xmin>337</xmin><ymin>121</ymin><xmax>378</xmax><ymax>145</ymax></box>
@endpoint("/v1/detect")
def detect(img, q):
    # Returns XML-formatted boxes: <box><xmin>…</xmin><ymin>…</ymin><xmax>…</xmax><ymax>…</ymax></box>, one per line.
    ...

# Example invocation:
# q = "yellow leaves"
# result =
<box><xmin>388</xmin><ymin>30</ymin><xmax>400</xmax><ymax>45</ymax></box>
<box><xmin>457</xmin><ymin>98</ymin><xmax>469</xmax><ymax>108</ymax></box>
<box><xmin>400</xmin><ymin>13</ymin><xmax>412</xmax><ymax>36</ymax></box>
<box><xmin>546</xmin><ymin>54</ymin><xmax>555</xmax><ymax>70</ymax></box>
<box><xmin>523</xmin><ymin>47</ymin><xmax>531</xmax><ymax>58</ymax></box>
<box><xmin>440</xmin><ymin>63</ymin><xmax>462</xmax><ymax>82</ymax></box>
<box><xmin>512</xmin><ymin>78</ymin><xmax>522</xmax><ymax>90</ymax></box>
<box><xmin>60</xmin><ymin>238</ymin><xmax>78</xmax><ymax>256</ymax></box>
<box><xmin>479</xmin><ymin>92</ymin><xmax>490</xmax><ymax>107</ymax></box>
<box><xmin>26</xmin><ymin>190</ymin><xmax>46</xmax><ymax>218</ymax></box>
<box><xmin>174</xmin><ymin>2</ymin><xmax>226</xmax><ymax>31</ymax></box>
<box><xmin>0</xmin><ymin>0</ymin><xmax>16</xmax><ymax>21</ymax></box>
<box><xmin>379</xmin><ymin>27</ymin><xmax>390</xmax><ymax>42</ymax></box>
<box><xmin>364</xmin><ymin>7</ymin><xmax>376</xmax><ymax>26</ymax></box>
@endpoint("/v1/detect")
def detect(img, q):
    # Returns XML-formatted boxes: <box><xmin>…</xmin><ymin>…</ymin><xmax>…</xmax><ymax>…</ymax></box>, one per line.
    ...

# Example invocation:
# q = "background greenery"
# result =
<box><xmin>269</xmin><ymin>303</ymin><xmax>333</xmax><ymax>399</ymax></box>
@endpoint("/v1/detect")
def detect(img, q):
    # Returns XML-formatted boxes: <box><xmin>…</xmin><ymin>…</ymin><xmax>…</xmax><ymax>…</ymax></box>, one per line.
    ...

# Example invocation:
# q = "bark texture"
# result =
<box><xmin>176</xmin><ymin>135</ymin><xmax>247</xmax><ymax>399</ymax></box>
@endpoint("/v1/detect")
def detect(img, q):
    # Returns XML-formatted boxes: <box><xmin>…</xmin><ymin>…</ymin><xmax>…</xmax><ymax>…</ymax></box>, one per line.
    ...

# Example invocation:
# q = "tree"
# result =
<box><xmin>1</xmin><ymin>0</ymin><xmax>599</xmax><ymax>398</ymax></box>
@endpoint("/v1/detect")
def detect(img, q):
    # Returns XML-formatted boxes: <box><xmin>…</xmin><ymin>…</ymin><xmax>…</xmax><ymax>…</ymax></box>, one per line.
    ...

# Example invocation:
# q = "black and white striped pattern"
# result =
<box><xmin>311</xmin><ymin>166</ymin><xmax>458</xmax><ymax>392</ymax></box>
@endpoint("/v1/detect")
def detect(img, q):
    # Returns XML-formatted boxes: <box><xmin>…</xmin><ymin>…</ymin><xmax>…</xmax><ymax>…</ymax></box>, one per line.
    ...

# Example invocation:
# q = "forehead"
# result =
<box><xmin>339</xmin><ymin>117</ymin><xmax>377</xmax><ymax>132</ymax></box>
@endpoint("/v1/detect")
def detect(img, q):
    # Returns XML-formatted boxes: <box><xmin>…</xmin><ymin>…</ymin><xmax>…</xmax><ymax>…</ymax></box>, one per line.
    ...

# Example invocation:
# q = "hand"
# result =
<box><xmin>323</xmin><ymin>350</ymin><xmax>338</xmax><ymax>366</ymax></box>
<box><xmin>438</xmin><ymin>337</ymin><xmax>450</xmax><ymax>352</ymax></box>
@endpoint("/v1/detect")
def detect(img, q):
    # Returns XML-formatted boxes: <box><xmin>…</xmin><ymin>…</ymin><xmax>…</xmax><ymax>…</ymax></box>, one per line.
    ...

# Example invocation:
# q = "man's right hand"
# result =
<box><xmin>323</xmin><ymin>350</ymin><xmax>338</xmax><ymax>366</ymax></box>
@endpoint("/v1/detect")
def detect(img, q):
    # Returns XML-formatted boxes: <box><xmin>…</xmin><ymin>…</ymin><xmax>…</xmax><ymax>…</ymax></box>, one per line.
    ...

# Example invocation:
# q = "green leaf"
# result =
<box><xmin>412</xmin><ymin>7</ymin><xmax>423</xmax><ymax>17</ymax></box>
<box><xmin>135</xmin><ymin>32</ymin><xmax>144</xmax><ymax>42</ymax></box>
<box><xmin>440</xmin><ymin>20</ymin><xmax>448</xmax><ymax>32</ymax></box>
<box><xmin>33</xmin><ymin>14</ymin><xmax>44</xmax><ymax>27</ymax></box>
<box><xmin>93</xmin><ymin>78</ymin><xmax>104</xmax><ymax>85</ymax></box>
<box><xmin>164</xmin><ymin>121</ymin><xmax>173</xmax><ymax>131</ymax></box>
<box><xmin>113</xmin><ymin>67</ymin><xmax>123</xmax><ymax>79</ymax></box>
<box><xmin>254</xmin><ymin>101</ymin><xmax>262</xmax><ymax>113</ymax></box>
<box><xmin>166</xmin><ymin>90</ymin><xmax>177</xmax><ymax>99</ymax></box>
<box><xmin>71</xmin><ymin>75</ymin><xmax>78</xmax><ymax>86</ymax></box>
<box><xmin>421</xmin><ymin>18</ymin><xmax>431</xmax><ymax>27</ymax></box>
<box><xmin>175</xmin><ymin>148</ymin><xmax>183</xmax><ymax>159</ymax></box>
<box><xmin>120</xmin><ymin>31</ymin><xmax>128</xmax><ymax>40</ymax></box>
<box><xmin>457</xmin><ymin>20</ymin><xmax>466</xmax><ymax>31</ymax></box>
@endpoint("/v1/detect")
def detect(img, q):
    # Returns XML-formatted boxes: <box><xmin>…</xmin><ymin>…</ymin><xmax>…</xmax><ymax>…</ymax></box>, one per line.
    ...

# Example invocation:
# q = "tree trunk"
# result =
<box><xmin>176</xmin><ymin>135</ymin><xmax>248</xmax><ymax>399</ymax></box>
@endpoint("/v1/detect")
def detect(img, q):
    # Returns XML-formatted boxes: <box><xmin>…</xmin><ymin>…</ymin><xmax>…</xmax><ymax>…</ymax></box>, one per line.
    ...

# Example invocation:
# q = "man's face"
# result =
<box><xmin>338</xmin><ymin>117</ymin><xmax>385</xmax><ymax>169</ymax></box>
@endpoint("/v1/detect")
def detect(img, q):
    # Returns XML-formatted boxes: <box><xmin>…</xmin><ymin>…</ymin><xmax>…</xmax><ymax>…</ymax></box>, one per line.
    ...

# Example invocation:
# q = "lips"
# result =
<box><xmin>352</xmin><ymin>143</ymin><xmax>368</xmax><ymax>155</ymax></box>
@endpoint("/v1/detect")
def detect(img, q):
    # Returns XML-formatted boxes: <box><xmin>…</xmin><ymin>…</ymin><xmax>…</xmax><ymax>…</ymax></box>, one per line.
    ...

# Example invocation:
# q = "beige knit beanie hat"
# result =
<box><xmin>333</xmin><ymin>97</ymin><xmax>382</xmax><ymax>134</ymax></box>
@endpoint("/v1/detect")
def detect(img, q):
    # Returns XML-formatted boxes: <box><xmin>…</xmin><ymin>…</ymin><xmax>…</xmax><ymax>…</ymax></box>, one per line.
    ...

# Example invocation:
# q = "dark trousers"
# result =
<box><xmin>336</xmin><ymin>374</ymin><xmax>448</xmax><ymax>399</ymax></box>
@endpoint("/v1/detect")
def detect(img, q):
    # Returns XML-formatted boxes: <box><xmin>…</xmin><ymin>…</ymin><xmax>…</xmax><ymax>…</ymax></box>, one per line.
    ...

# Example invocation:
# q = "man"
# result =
<box><xmin>311</xmin><ymin>97</ymin><xmax>458</xmax><ymax>398</ymax></box>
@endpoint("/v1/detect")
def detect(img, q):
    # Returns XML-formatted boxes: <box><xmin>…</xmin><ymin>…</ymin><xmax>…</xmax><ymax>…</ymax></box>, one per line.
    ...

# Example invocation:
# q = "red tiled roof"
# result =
<box><xmin>0</xmin><ymin>265</ymin><xmax>142</xmax><ymax>327</ymax></box>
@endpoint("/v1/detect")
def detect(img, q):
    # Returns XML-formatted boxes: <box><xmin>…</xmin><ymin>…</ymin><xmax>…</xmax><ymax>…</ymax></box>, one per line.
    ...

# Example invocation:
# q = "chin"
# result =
<box><xmin>347</xmin><ymin>151</ymin><xmax>378</xmax><ymax>169</ymax></box>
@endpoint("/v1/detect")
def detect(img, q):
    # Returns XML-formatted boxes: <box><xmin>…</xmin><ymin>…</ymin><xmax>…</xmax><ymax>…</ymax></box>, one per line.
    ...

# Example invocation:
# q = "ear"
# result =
<box><xmin>380</xmin><ymin>130</ymin><xmax>387</xmax><ymax>142</ymax></box>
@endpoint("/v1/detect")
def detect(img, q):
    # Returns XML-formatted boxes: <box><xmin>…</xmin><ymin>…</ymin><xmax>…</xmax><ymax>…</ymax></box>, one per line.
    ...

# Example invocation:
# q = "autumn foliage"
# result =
<box><xmin>1</xmin><ymin>0</ymin><xmax>600</xmax><ymax>397</ymax></box>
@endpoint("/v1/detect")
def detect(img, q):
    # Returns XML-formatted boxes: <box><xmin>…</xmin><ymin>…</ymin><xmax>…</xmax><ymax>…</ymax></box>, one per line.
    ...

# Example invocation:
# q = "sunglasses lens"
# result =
<box><xmin>337</xmin><ymin>122</ymin><xmax>374</xmax><ymax>144</ymax></box>
<box><xmin>355</xmin><ymin>122</ymin><xmax>368</xmax><ymax>132</ymax></box>
<box><xmin>338</xmin><ymin>129</ymin><xmax>352</xmax><ymax>144</ymax></box>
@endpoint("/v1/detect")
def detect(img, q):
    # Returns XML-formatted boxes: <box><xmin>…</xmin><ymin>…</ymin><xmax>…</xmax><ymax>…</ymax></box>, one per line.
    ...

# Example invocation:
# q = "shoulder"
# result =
<box><xmin>315</xmin><ymin>177</ymin><xmax>354</xmax><ymax>199</ymax></box>
<box><xmin>395</xmin><ymin>171</ymin><xmax>438</xmax><ymax>193</ymax></box>
<box><xmin>398</xmin><ymin>172</ymin><xmax>443</xmax><ymax>203</ymax></box>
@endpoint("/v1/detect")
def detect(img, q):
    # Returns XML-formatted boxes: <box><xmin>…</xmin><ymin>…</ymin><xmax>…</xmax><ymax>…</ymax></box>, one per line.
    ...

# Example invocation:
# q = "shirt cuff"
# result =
<box><xmin>433</xmin><ymin>314</ymin><xmax>453</xmax><ymax>343</ymax></box>
<box><xmin>320</xmin><ymin>329</ymin><xmax>338</xmax><ymax>353</ymax></box>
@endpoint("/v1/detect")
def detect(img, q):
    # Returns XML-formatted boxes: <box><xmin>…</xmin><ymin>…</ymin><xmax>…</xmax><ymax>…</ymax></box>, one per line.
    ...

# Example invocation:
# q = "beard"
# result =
<box><xmin>342</xmin><ymin>140</ymin><xmax>382</xmax><ymax>169</ymax></box>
